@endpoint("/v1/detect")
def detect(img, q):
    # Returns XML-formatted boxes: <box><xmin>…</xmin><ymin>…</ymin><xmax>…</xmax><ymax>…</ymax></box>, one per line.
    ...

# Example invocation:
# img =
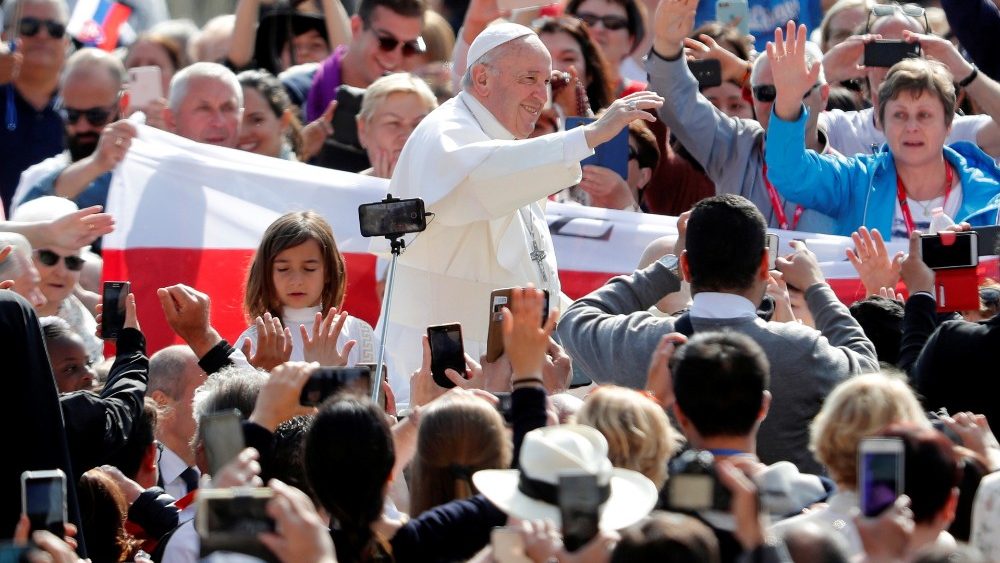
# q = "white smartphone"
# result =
<box><xmin>716</xmin><ymin>0</ymin><xmax>750</xmax><ymax>35</ymax></box>
<box><xmin>766</xmin><ymin>233</ymin><xmax>779</xmax><ymax>270</ymax></box>
<box><xmin>127</xmin><ymin>66</ymin><xmax>163</xmax><ymax>109</ymax></box>
<box><xmin>858</xmin><ymin>437</ymin><xmax>905</xmax><ymax>517</ymax></box>
<box><xmin>491</xmin><ymin>527</ymin><xmax>532</xmax><ymax>563</ymax></box>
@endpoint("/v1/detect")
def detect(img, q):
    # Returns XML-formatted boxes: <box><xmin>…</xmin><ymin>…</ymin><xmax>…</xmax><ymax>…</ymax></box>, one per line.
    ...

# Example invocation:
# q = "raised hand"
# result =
<box><xmin>45</xmin><ymin>205</ymin><xmax>115</xmax><ymax>248</ymax></box>
<box><xmin>653</xmin><ymin>0</ymin><xmax>699</xmax><ymax>58</ymax></box>
<box><xmin>775</xmin><ymin>240</ymin><xmax>826</xmax><ymax>291</ymax></box>
<box><xmin>300</xmin><ymin>307</ymin><xmax>356</xmax><ymax>366</ymax></box>
<box><xmin>241</xmin><ymin>313</ymin><xmax>293</xmax><ymax>371</ymax></box>
<box><xmin>847</xmin><ymin>227</ymin><xmax>903</xmax><ymax>297</ymax></box>
<box><xmin>583</xmin><ymin>91</ymin><xmax>663</xmax><ymax>148</ymax></box>
<box><xmin>92</xmin><ymin>120</ymin><xmax>138</xmax><ymax>173</ymax></box>
<box><xmin>766</xmin><ymin>271</ymin><xmax>796</xmax><ymax>323</ymax></box>
<box><xmin>821</xmin><ymin>34</ymin><xmax>877</xmax><ymax>84</ymax></box>
<box><xmin>249</xmin><ymin>361</ymin><xmax>316</xmax><ymax>432</ymax></box>
<box><xmin>95</xmin><ymin>293</ymin><xmax>141</xmax><ymax>338</ymax></box>
<box><xmin>300</xmin><ymin>100</ymin><xmax>336</xmax><ymax>161</ymax></box>
<box><xmin>684</xmin><ymin>34</ymin><xmax>750</xmax><ymax>83</ymax></box>
<box><xmin>646</xmin><ymin>332</ymin><xmax>687</xmax><ymax>408</ymax></box>
<box><xmin>902</xmin><ymin>29</ymin><xmax>974</xmax><ymax>81</ymax></box>
<box><xmin>501</xmin><ymin>287</ymin><xmax>560</xmax><ymax>380</ymax></box>
<box><xmin>259</xmin><ymin>479</ymin><xmax>338</xmax><ymax>563</ymax></box>
<box><xmin>579</xmin><ymin>164</ymin><xmax>635</xmax><ymax>210</ymax></box>
<box><xmin>767</xmin><ymin>21</ymin><xmax>821</xmax><ymax>121</ymax></box>
<box><xmin>900</xmin><ymin>230</ymin><xmax>935</xmax><ymax>296</ymax></box>
<box><xmin>157</xmin><ymin>284</ymin><xmax>221</xmax><ymax>358</ymax></box>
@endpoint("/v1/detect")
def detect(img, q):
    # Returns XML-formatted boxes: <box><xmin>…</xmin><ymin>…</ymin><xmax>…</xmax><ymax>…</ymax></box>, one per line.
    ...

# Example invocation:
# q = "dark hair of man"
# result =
<box><xmin>849</xmin><ymin>296</ymin><xmax>903</xmax><ymax>365</ymax></box>
<box><xmin>670</xmin><ymin>332</ymin><xmax>770</xmax><ymax>438</ymax></box>
<box><xmin>105</xmin><ymin>398</ymin><xmax>159</xmax><ymax>479</ymax></box>
<box><xmin>611</xmin><ymin>510</ymin><xmax>721</xmax><ymax>563</ymax></box>
<box><xmin>357</xmin><ymin>0</ymin><xmax>426</xmax><ymax>28</ymax></box>
<box><xmin>305</xmin><ymin>397</ymin><xmax>394</xmax><ymax>562</ymax></box>
<box><xmin>880</xmin><ymin>424</ymin><xmax>961</xmax><ymax>524</ymax></box>
<box><xmin>267</xmin><ymin>415</ymin><xmax>316</xmax><ymax>502</ymax></box>
<box><xmin>684</xmin><ymin>194</ymin><xmax>767</xmax><ymax>293</ymax></box>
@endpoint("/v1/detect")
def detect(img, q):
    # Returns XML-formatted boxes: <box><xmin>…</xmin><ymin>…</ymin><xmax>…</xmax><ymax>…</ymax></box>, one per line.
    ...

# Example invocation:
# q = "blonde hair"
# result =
<box><xmin>576</xmin><ymin>386</ymin><xmax>682</xmax><ymax>489</ymax></box>
<box><xmin>356</xmin><ymin>72</ymin><xmax>437</xmax><ymax>123</ymax></box>
<box><xmin>809</xmin><ymin>372</ymin><xmax>929</xmax><ymax>488</ymax></box>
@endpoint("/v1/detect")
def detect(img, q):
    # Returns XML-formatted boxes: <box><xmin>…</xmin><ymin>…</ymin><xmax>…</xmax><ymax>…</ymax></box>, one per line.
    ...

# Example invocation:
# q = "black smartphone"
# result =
<box><xmin>201</xmin><ymin>409</ymin><xmax>245</xmax><ymax>476</ymax></box>
<box><xmin>859</xmin><ymin>437</ymin><xmax>905</xmax><ymax>517</ymax></box>
<box><xmin>196</xmin><ymin>488</ymin><xmax>278</xmax><ymax>562</ymax></box>
<box><xmin>427</xmin><ymin>323</ymin><xmax>465</xmax><ymax>389</ymax></box>
<box><xmin>559</xmin><ymin>473</ymin><xmax>601</xmax><ymax>552</ymax></box>
<box><xmin>300</xmin><ymin>366</ymin><xmax>372</xmax><ymax>406</ymax></box>
<box><xmin>20</xmin><ymin>470</ymin><xmax>66</xmax><ymax>538</ymax></box>
<box><xmin>358</xmin><ymin>198</ymin><xmax>427</xmax><ymax>238</ymax></box>
<box><xmin>863</xmin><ymin>40</ymin><xmax>920</xmax><ymax>68</ymax></box>
<box><xmin>101</xmin><ymin>281</ymin><xmax>130</xmax><ymax>340</ymax></box>
<box><xmin>331</xmin><ymin>84</ymin><xmax>365</xmax><ymax>148</ymax></box>
<box><xmin>688</xmin><ymin>59</ymin><xmax>723</xmax><ymax>89</ymax></box>
<box><xmin>920</xmin><ymin>232</ymin><xmax>978</xmax><ymax>270</ymax></box>
<box><xmin>973</xmin><ymin>225</ymin><xmax>1000</xmax><ymax>257</ymax></box>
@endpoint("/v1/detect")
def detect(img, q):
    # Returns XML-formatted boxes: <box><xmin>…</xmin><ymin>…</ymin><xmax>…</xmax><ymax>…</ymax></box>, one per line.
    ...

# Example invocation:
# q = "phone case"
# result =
<box><xmin>715</xmin><ymin>0</ymin><xmax>750</xmax><ymax>35</ymax></box>
<box><xmin>934</xmin><ymin>267</ymin><xmax>981</xmax><ymax>312</ymax></box>
<box><xmin>566</xmin><ymin>117</ymin><xmax>629</xmax><ymax>180</ymax></box>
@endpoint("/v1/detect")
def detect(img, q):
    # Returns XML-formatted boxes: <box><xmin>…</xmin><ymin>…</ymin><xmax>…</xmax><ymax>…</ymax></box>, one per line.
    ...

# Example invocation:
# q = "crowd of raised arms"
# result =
<box><xmin>3</xmin><ymin>0</ymin><xmax>1000</xmax><ymax>559</ymax></box>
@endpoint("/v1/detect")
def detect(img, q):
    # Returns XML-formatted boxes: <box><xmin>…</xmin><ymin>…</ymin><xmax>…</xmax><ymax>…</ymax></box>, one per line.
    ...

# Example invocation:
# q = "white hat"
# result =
<box><xmin>465</xmin><ymin>22</ymin><xmax>536</xmax><ymax>72</ymax></box>
<box><xmin>472</xmin><ymin>425</ymin><xmax>658</xmax><ymax>530</ymax></box>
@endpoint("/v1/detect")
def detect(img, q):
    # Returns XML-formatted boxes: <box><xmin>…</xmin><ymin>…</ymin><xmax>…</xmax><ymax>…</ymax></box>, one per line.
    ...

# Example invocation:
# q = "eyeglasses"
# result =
<box><xmin>371</xmin><ymin>28</ymin><xmax>426</xmax><ymax>57</ymax></box>
<box><xmin>865</xmin><ymin>3</ymin><xmax>929</xmax><ymax>34</ymax></box>
<box><xmin>18</xmin><ymin>17</ymin><xmax>67</xmax><ymax>39</ymax></box>
<box><xmin>56</xmin><ymin>102</ymin><xmax>118</xmax><ymax>126</ymax></box>
<box><xmin>751</xmin><ymin>83</ymin><xmax>819</xmax><ymax>103</ymax></box>
<box><xmin>574</xmin><ymin>12</ymin><xmax>630</xmax><ymax>31</ymax></box>
<box><xmin>35</xmin><ymin>249</ymin><xmax>85</xmax><ymax>271</ymax></box>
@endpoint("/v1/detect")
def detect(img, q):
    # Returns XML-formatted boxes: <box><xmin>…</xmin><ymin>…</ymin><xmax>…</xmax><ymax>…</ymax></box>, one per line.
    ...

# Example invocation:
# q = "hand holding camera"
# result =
<box><xmin>501</xmin><ymin>287</ymin><xmax>560</xmax><ymax>381</ymax></box>
<box><xmin>248</xmin><ymin>361</ymin><xmax>317</xmax><ymax>432</ymax></box>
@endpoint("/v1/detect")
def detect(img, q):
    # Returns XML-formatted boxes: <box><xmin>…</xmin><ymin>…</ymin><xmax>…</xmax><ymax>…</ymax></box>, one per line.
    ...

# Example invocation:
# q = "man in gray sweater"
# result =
<box><xmin>557</xmin><ymin>195</ymin><xmax>879</xmax><ymax>474</ymax></box>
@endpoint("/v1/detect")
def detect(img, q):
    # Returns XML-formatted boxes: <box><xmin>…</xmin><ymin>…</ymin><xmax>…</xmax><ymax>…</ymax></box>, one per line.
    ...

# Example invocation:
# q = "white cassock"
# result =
<box><xmin>373</xmin><ymin>90</ymin><xmax>594</xmax><ymax>408</ymax></box>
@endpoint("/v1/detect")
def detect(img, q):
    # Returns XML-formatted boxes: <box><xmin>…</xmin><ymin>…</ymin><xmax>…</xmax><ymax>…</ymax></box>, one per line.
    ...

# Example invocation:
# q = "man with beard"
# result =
<box><xmin>12</xmin><ymin>48</ymin><xmax>136</xmax><ymax>214</ymax></box>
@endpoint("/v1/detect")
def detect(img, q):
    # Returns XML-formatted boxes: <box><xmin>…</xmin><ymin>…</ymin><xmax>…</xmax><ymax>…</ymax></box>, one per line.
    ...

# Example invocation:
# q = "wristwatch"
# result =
<box><xmin>657</xmin><ymin>254</ymin><xmax>681</xmax><ymax>279</ymax></box>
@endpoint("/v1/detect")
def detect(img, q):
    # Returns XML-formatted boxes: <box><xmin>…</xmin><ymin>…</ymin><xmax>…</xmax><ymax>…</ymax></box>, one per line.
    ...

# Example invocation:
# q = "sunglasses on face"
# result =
<box><xmin>371</xmin><ymin>28</ymin><xmax>426</xmax><ymax>57</ymax></box>
<box><xmin>865</xmin><ymin>3</ymin><xmax>929</xmax><ymax>33</ymax></box>
<box><xmin>35</xmin><ymin>249</ymin><xmax>85</xmax><ymax>271</ymax></box>
<box><xmin>18</xmin><ymin>17</ymin><xmax>67</xmax><ymax>39</ymax></box>
<box><xmin>751</xmin><ymin>83</ymin><xmax>819</xmax><ymax>103</ymax></box>
<box><xmin>57</xmin><ymin>103</ymin><xmax>117</xmax><ymax>126</ymax></box>
<box><xmin>575</xmin><ymin>12</ymin><xmax>630</xmax><ymax>31</ymax></box>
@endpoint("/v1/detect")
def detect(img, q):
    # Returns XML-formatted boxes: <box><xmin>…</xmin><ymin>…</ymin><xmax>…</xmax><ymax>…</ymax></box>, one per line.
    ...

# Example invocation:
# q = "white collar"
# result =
<box><xmin>459</xmin><ymin>90</ymin><xmax>517</xmax><ymax>141</ymax></box>
<box><xmin>689</xmin><ymin>292</ymin><xmax>758</xmax><ymax>320</ymax></box>
<box><xmin>158</xmin><ymin>444</ymin><xmax>190</xmax><ymax>483</ymax></box>
<box><xmin>282</xmin><ymin>305</ymin><xmax>323</xmax><ymax>323</ymax></box>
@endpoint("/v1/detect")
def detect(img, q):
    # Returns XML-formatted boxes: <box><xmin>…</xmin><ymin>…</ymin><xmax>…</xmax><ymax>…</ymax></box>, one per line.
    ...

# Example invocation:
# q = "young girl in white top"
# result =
<box><xmin>237</xmin><ymin>211</ymin><xmax>376</xmax><ymax>365</ymax></box>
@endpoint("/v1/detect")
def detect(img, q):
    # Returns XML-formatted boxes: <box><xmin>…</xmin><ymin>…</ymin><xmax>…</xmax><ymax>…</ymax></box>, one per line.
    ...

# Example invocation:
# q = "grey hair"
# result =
<box><xmin>0</xmin><ymin>232</ymin><xmax>32</xmax><ymax>279</ymax></box>
<box><xmin>61</xmin><ymin>47</ymin><xmax>127</xmax><ymax>91</ymax></box>
<box><xmin>149</xmin><ymin>345</ymin><xmax>199</xmax><ymax>400</ymax></box>
<box><xmin>3</xmin><ymin>0</ymin><xmax>69</xmax><ymax>30</ymax></box>
<box><xmin>751</xmin><ymin>40</ymin><xmax>827</xmax><ymax>86</ymax></box>
<box><xmin>167</xmin><ymin>61</ymin><xmax>243</xmax><ymax>113</ymax></box>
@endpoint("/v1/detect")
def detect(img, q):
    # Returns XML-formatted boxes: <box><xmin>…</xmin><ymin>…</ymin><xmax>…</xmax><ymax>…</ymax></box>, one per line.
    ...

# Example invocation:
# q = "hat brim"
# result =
<box><xmin>472</xmin><ymin>468</ymin><xmax>658</xmax><ymax>531</ymax></box>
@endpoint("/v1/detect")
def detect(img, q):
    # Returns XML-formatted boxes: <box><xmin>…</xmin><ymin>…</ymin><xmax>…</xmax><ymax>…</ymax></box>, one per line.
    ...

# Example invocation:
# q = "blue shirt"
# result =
<box><xmin>694</xmin><ymin>0</ymin><xmax>823</xmax><ymax>53</ymax></box>
<box><xmin>0</xmin><ymin>84</ymin><xmax>64</xmax><ymax>215</ymax></box>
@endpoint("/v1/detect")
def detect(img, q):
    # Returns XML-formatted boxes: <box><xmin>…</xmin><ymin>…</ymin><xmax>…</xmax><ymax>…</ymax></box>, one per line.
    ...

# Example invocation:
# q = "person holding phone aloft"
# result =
<box><xmin>764</xmin><ymin>21</ymin><xmax>1000</xmax><ymax>239</ymax></box>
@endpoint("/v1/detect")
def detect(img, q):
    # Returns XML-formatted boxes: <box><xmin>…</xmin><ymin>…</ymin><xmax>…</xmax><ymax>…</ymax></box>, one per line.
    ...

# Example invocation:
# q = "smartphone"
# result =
<box><xmin>920</xmin><ymin>231</ymin><xmax>978</xmax><ymax>270</ymax></box>
<box><xmin>973</xmin><ymin>225</ymin><xmax>1000</xmax><ymax>257</ymax></box>
<box><xmin>863</xmin><ymin>40</ymin><xmax>920</xmax><ymax>68</ymax></box>
<box><xmin>201</xmin><ymin>409</ymin><xmax>245</xmax><ymax>477</ymax></box>
<box><xmin>491</xmin><ymin>527</ymin><xmax>532</xmax><ymax>563</ymax></box>
<box><xmin>20</xmin><ymin>470</ymin><xmax>66</xmax><ymax>538</ymax></box>
<box><xmin>101</xmin><ymin>281</ymin><xmax>130</xmax><ymax>339</ymax></box>
<box><xmin>358</xmin><ymin>198</ymin><xmax>427</xmax><ymax>238</ymax></box>
<box><xmin>332</xmin><ymin>84</ymin><xmax>365</xmax><ymax>148</ymax></box>
<box><xmin>300</xmin><ymin>366</ymin><xmax>372</xmax><ymax>406</ymax></box>
<box><xmin>859</xmin><ymin>437</ymin><xmax>905</xmax><ymax>517</ymax></box>
<box><xmin>765</xmin><ymin>233</ymin><xmax>779</xmax><ymax>270</ymax></box>
<box><xmin>427</xmin><ymin>323</ymin><xmax>466</xmax><ymax>389</ymax></box>
<box><xmin>357</xmin><ymin>363</ymin><xmax>388</xmax><ymax>411</ymax></box>
<box><xmin>716</xmin><ymin>0</ymin><xmax>750</xmax><ymax>35</ymax></box>
<box><xmin>559</xmin><ymin>472</ymin><xmax>601</xmax><ymax>552</ymax></box>
<box><xmin>566</xmin><ymin>117</ymin><xmax>629</xmax><ymax>180</ymax></box>
<box><xmin>485</xmin><ymin>287</ymin><xmax>550</xmax><ymax>362</ymax></box>
<box><xmin>127</xmin><ymin>66</ymin><xmax>163</xmax><ymax>109</ymax></box>
<box><xmin>688</xmin><ymin>59</ymin><xmax>723</xmax><ymax>89</ymax></box>
<box><xmin>196</xmin><ymin>487</ymin><xmax>277</xmax><ymax>562</ymax></box>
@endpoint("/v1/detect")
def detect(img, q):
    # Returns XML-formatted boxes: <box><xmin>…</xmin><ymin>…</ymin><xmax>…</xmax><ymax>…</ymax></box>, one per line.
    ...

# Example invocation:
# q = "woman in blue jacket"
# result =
<box><xmin>763</xmin><ymin>23</ymin><xmax>1000</xmax><ymax>239</ymax></box>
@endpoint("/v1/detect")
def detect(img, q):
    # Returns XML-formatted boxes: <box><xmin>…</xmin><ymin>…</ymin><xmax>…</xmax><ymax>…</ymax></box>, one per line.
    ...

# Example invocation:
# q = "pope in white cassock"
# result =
<box><xmin>374</xmin><ymin>22</ymin><xmax>663</xmax><ymax>408</ymax></box>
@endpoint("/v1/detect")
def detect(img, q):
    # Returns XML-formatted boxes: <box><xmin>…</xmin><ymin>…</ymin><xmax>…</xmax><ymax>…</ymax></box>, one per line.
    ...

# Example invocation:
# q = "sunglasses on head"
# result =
<box><xmin>575</xmin><ymin>12</ymin><xmax>630</xmax><ymax>31</ymax></box>
<box><xmin>57</xmin><ymin>103</ymin><xmax>117</xmax><ymax>126</ymax></box>
<box><xmin>865</xmin><ymin>3</ymin><xmax>929</xmax><ymax>33</ymax></box>
<box><xmin>371</xmin><ymin>29</ymin><xmax>426</xmax><ymax>57</ymax></box>
<box><xmin>36</xmin><ymin>249</ymin><xmax>85</xmax><ymax>271</ymax></box>
<box><xmin>751</xmin><ymin>83</ymin><xmax>819</xmax><ymax>103</ymax></box>
<box><xmin>18</xmin><ymin>17</ymin><xmax>67</xmax><ymax>39</ymax></box>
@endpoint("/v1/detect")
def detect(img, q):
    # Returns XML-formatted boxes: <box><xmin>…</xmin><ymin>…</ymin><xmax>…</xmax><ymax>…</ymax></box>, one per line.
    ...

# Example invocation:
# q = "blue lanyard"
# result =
<box><xmin>5</xmin><ymin>41</ymin><xmax>16</xmax><ymax>132</ymax></box>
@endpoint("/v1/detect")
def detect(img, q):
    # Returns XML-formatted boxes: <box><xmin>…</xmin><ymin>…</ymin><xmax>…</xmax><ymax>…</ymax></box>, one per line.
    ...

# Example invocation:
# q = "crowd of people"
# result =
<box><xmin>3</xmin><ymin>0</ymin><xmax>1000</xmax><ymax>559</ymax></box>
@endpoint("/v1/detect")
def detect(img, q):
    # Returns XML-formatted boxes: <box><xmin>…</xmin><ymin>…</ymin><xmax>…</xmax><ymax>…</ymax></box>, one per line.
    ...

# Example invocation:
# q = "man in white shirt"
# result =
<box><xmin>375</xmin><ymin>22</ymin><xmax>662</xmax><ymax>408</ymax></box>
<box><xmin>148</xmin><ymin>345</ymin><xmax>206</xmax><ymax>501</ymax></box>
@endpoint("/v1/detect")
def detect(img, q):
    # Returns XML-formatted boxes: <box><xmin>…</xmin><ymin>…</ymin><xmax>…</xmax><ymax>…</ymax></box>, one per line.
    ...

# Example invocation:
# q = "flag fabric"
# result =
<box><xmin>66</xmin><ymin>0</ymin><xmax>132</xmax><ymax>51</ymax></box>
<box><xmin>104</xmin><ymin>124</ymin><xmax>997</xmax><ymax>354</ymax></box>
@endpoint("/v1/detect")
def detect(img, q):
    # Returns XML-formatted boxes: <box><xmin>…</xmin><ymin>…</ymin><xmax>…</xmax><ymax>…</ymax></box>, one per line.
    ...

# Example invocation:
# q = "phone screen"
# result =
<box><xmin>300</xmin><ymin>367</ymin><xmax>372</xmax><ymax>406</ymax></box>
<box><xmin>863</xmin><ymin>40</ymin><xmax>920</xmax><ymax>68</ymax></box>
<box><xmin>766</xmin><ymin>233</ymin><xmax>779</xmax><ymax>270</ymax></box>
<box><xmin>667</xmin><ymin>473</ymin><xmax>714</xmax><ymax>511</ymax></box>
<box><xmin>859</xmin><ymin>439</ymin><xmax>904</xmax><ymax>517</ymax></box>
<box><xmin>559</xmin><ymin>473</ymin><xmax>601</xmax><ymax>552</ymax></box>
<box><xmin>428</xmin><ymin>324</ymin><xmax>465</xmax><ymax>389</ymax></box>
<box><xmin>202</xmin><ymin>410</ymin><xmax>245</xmax><ymax>476</ymax></box>
<box><xmin>101</xmin><ymin>281</ymin><xmax>129</xmax><ymax>339</ymax></box>
<box><xmin>23</xmin><ymin>475</ymin><xmax>65</xmax><ymax>537</ymax></box>
<box><xmin>688</xmin><ymin>59</ymin><xmax>723</xmax><ymax>89</ymax></box>
<box><xmin>921</xmin><ymin>233</ymin><xmax>978</xmax><ymax>269</ymax></box>
<box><xmin>358</xmin><ymin>198</ymin><xmax>426</xmax><ymax>238</ymax></box>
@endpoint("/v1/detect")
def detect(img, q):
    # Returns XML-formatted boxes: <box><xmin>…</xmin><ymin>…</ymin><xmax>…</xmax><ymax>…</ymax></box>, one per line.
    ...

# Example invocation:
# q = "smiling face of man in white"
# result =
<box><xmin>471</xmin><ymin>36</ymin><xmax>553</xmax><ymax>139</ymax></box>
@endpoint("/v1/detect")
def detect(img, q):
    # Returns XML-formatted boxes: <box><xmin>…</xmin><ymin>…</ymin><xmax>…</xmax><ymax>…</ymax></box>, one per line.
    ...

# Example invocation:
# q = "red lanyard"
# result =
<box><xmin>896</xmin><ymin>163</ymin><xmax>955</xmax><ymax>234</ymax></box>
<box><xmin>762</xmin><ymin>162</ymin><xmax>804</xmax><ymax>231</ymax></box>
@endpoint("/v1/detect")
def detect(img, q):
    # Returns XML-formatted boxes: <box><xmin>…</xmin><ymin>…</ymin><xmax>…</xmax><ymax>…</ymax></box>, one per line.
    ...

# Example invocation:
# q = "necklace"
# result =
<box><xmin>896</xmin><ymin>161</ymin><xmax>955</xmax><ymax>234</ymax></box>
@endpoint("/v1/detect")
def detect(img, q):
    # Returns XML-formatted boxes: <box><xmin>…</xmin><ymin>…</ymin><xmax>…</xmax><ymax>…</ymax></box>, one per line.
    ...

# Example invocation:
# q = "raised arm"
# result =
<box><xmin>229</xmin><ymin>0</ymin><xmax>263</xmax><ymax>69</ymax></box>
<box><xmin>319</xmin><ymin>0</ymin><xmax>351</xmax><ymax>50</ymax></box>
